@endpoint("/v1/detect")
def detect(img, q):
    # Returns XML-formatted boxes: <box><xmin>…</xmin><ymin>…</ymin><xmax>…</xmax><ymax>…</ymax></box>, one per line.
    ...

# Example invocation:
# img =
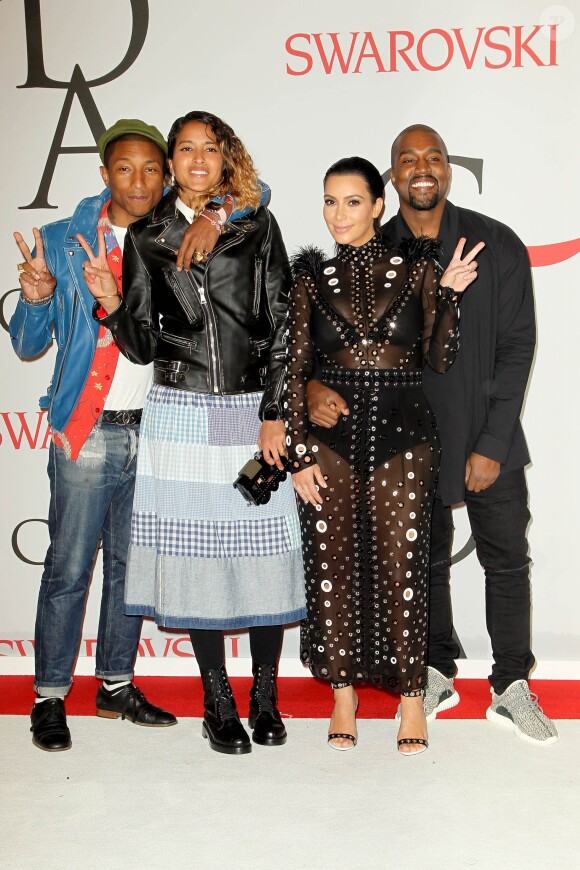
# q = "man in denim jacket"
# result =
<box><xmin>10</xmin><ymin>119</ymin><xmax>180</xmax><ymax>750</ymax></box>
<box><xmin>10</xmin><ymin>119</ymin><xmax>268</xmax><ymax>751</ymax></box>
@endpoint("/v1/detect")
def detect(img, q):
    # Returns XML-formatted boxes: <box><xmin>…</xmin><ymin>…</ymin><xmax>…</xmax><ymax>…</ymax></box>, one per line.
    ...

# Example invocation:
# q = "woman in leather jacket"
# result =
<box><xmin>80</xmin><ymin>111</ymin><xmax>306</xmax><ymax>756</ymax></box>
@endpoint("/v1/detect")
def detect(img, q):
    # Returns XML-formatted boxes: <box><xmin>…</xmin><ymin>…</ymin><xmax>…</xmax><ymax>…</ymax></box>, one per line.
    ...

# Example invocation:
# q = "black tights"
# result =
<box><xmin>189</xmin><ymin>626</ymin><xmax>283</xmax><ymax>671</ymax></box>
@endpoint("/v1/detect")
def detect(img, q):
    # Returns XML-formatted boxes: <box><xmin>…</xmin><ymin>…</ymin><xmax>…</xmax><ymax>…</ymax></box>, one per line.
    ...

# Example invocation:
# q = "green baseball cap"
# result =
<box><xmin>98</xmin><ymin>119</ymin><xmax>168</xmax><ymax>163</ymax></box>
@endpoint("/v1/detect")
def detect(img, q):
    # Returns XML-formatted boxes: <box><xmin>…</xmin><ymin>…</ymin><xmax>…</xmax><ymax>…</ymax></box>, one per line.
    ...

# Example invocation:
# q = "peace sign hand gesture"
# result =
<box><xmin>14</xmin><ymin>228</ymin><xmax>56</xmax><ymax>301</ymax></box>
<box><xmin>440</xmin><ymin>238</ymin><xmax>486</xmax><ymax>294</ymax></box>
<box><xmin>76</xmin><ymin>229</ymin><xmax>121</xmax><ymax>315</ymax></box>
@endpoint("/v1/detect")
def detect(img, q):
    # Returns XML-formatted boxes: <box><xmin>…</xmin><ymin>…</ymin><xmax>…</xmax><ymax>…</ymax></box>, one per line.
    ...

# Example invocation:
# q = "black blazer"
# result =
<box><xmin>383</xmin><ymin>201</ymin><xmax>535</xmax><ymax>505</ymax></box>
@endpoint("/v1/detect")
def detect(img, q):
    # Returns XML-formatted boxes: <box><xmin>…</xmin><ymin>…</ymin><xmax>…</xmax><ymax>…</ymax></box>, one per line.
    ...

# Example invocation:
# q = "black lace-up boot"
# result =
<box><xmin>200</xmin><ymin>665</ymin><xmax>251</xmax><ymax>754</ymax></box>
<box><xmin>248</xmin><ymin>662</ymin><xmax>287</xmax><ymax>746</ymax></box>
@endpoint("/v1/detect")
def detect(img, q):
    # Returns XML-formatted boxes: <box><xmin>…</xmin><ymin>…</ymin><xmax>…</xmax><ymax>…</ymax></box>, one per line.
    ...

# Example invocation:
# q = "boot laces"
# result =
<box><xmin>216</xmin><ymin>678</ymin><xmax>237</xmax><ymax>720</ymax></box>
<box><xmin>254</xmin><ymin>669</ymin><xmax>275</xmax><ymax>713</ymax></box>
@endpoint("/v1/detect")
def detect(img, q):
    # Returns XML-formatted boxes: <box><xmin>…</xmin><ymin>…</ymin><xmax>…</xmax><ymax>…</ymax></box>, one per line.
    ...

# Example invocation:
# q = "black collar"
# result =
<box><xmin>336</xmin><ymin>232</ymin><xmax>387</xmax><ymax>264</ymax></box>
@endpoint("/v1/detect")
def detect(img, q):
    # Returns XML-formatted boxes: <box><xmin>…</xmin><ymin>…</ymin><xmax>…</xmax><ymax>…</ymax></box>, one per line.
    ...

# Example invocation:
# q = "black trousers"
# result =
<box><xmin>429</xmin><ymin>468</ymin><xmax>535</xmax><ymax>695</ymax></box>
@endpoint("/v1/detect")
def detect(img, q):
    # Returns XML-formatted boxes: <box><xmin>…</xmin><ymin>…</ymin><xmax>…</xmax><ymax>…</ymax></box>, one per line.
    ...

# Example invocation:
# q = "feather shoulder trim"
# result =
<box><xmin>290</xmin><ymin>246</ymin><xmax>326</xmax><ymax>284</ymax></box>
<box><xmin>397</xmin><ymin>235</ymin><xmax>441</xmax><ymax>267</ymax></box>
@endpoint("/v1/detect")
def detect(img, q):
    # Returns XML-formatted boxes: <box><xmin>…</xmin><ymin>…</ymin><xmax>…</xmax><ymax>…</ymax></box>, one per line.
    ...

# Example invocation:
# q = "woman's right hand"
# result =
<box><xmin>292</xmin><ymin>463</ymin><xmax>327</xmax><ymax>506</ymax></box>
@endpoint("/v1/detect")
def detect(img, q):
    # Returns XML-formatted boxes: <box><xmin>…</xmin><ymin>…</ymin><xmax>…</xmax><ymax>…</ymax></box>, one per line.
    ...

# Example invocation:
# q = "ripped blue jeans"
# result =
<box><xmin>35</xmin><ymin>422</ymin><xmax>142</xmax><ymax>696</ymax></box>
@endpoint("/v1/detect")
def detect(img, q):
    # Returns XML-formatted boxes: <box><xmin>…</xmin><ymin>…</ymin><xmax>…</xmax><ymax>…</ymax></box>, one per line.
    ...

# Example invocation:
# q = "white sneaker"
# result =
<box><xmin>486</xmin><ymin>680</ymin><xmax>559</xmax><ymax>746</ymax></box>
<box><xmin>395</xmin><ymin>666</ymin><xmax>460</xmax><ymax>722</ymax></box>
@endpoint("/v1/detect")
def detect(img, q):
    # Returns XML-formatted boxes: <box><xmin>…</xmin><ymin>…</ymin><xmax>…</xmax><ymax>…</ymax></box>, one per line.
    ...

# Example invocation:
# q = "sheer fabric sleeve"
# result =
<box><xmin>284</xmin><ymin>275</ymin><xmax>318</xmax><ymax>473</ymax></box>
<box><xmin>421</xmin><ymin>257</ymin><xmax>461</xmax><ymax>374</ymax></box>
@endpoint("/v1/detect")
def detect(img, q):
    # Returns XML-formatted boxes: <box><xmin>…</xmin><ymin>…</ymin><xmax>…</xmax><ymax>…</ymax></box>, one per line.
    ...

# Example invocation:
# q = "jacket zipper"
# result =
<box><xmin>165</xmin><ymin>271</ymin><xmax>200</xmax><ymax>325</ymax></box>
<box><xmin>252</xmin><ymin>256</ymin><xmax>262</xmax><ymax>319</ymax></box>
<box><xmin>189</xmin><ymin>232</ymin><xmax>244</xmax><ymax>394</ymax></box>
<box><xmin>271</xmin><ymin>365</ymin><xmax>286</xmax><ymax>408</ymax></box>
<box><xmin>190</xmin><ymin>279</ymin><xmax>220</xmax><ymax>393</ymax></box>
<box><xmin>162</xmin><ymin>332</ymin><xmax>198</xmax><ymax>353</ymax></box>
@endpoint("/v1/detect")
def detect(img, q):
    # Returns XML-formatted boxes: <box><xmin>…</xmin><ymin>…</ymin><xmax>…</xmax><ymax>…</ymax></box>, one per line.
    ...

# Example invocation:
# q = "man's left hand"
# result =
<box><xmin>77</xmin><ymin>230</ymin><xmax>121</xmax><ymax>315</ymax></box>
<box><xmin>465</xmin><ymin>452</ymin><xmax>500</xmax><ymax>493</ymax></box>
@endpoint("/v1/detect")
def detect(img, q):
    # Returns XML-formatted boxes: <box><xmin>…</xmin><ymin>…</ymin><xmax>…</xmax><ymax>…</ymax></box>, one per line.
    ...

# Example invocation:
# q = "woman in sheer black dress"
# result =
<box><xmin>285</xmin><ymin>157</ymin><xmax>483</xmax><ymax>754</ymax></box>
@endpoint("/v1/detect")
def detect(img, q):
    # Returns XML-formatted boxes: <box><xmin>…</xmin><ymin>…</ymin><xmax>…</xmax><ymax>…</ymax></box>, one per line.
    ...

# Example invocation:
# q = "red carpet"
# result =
<box><xmin>0</xmin><ymin>676</ymin><xmax>577</xmax><ymax>718</ymax></box>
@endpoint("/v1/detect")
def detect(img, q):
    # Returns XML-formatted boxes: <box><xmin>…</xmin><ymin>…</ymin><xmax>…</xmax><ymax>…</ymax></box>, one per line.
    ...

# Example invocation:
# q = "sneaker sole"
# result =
<box><xmin>485</xmin><ymin>706</ymin><xmax>559</xmax><ymax>746</ymax></box>
<box><xmin>395</xmin><ymin>690</ymin><xmax>460</xmax><ymax>723</ymax></box>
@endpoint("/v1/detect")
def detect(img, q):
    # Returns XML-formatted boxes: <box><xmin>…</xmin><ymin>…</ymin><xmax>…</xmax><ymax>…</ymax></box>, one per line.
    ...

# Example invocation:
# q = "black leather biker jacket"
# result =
<box><xmin>97</xmin><ymin>192</ymin><xmax>290</xmax><ymax>420</ymax></box>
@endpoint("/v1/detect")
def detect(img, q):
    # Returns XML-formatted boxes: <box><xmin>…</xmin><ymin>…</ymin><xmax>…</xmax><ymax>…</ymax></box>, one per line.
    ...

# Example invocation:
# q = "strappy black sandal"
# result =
<box><xmin>328</xmin><ymin>732</ymin><xmax>358</xmax><ymax>751</ymax></box>
<box><xmin>397</xmin><ymin>737</ymin><xmax>428</xmax><ymax>756</ymax></box>
<box><xmin>328</xmin><ymin>691</ymin><xmax>358</xmax><ymax>751</ymax></box>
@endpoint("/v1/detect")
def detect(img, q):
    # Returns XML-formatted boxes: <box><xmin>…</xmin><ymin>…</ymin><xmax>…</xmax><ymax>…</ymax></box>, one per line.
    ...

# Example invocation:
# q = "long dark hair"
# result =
<box><xmin>167</xmin><ymin>110</ymin><xmax>261</xmax><ymax>211</ymax></box>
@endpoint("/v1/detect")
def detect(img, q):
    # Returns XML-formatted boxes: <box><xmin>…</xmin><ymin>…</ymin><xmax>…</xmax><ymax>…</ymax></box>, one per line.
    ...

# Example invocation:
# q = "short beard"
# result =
<box><xmin>408</xmin><ymin>189</ymin><xmax>441</xmax><ymax>211</ymax></box>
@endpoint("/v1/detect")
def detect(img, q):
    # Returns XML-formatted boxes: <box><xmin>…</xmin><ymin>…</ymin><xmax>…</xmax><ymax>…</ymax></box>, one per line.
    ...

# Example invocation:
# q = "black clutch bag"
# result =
<box><xmin>233</xmin><ymin>451</ymin><xmax>291</xmax><ymax>506</ymax></box>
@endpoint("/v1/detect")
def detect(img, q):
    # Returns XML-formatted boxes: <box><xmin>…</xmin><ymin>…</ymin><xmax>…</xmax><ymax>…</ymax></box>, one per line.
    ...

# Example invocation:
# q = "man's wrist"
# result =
<box><xmin>199</xmin><ymin>210</ymin><xmax>223</xmax><ymax>233</ymax></box>
<box><xmin>92</xmin><ymin>298</ymin><xmax>123</xmax><ymax>321</ymax></box>
<box><xmin>21</xmin><ymin>292</ymin><xmax>53</xmax><ymax>306</ymax></box>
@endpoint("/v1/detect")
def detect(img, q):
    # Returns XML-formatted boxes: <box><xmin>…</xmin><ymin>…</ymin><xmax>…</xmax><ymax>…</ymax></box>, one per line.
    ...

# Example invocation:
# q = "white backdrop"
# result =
<box><xmin>1</xmin><ymin>0</ymin><xmax>578</xmax><ymax>677</ymax></box>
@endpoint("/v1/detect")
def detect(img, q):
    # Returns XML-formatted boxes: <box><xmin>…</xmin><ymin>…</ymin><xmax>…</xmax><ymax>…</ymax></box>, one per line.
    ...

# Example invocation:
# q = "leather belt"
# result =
<box><xmin>101</xmin><ymin>409</ymin><xmax>142</xmax><ymax>425</ymax></box>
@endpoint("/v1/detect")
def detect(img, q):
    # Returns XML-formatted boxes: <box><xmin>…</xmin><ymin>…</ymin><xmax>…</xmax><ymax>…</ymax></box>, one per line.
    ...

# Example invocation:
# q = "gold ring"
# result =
<box><xmin>17</xmin><ymin>263</ymin><xmax>27</xmax><ymax>275</ymax></box>
<box><xmin>193</xmin><ymin>251</ymin><xmax>204</xmax><ymax>264</ymax></box>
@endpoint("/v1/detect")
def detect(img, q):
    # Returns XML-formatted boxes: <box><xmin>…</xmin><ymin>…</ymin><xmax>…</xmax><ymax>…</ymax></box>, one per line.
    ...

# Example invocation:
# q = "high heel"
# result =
<box><xmin>328</xmin><ymin>689</ymin><xmax>358</xmax><ymax>751</ymax></box>
<box><xmin>248</xmin><ymin>662</ymin><xmax>287</xmax><ymax>746</ymax></box>
<box><xmin>397</xmin><ymin>692</ymin><xmax>428</xmax><ymax>756</ymax></box>
<box><xmin>397</xmin><ymin>737</ymin><xmax>428</xmax><ymax>755</ymax></box>
<box><xmin>200</xmin><ymin>665</ymin><xmax>251</xmax><ymax>755</ymax></box>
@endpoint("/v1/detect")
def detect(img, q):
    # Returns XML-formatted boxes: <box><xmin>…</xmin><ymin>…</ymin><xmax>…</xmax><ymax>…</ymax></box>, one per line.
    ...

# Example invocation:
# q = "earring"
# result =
<box><xmin>171</xmin><ymin>174</ymin><xmax>175</xmax><ymax>186</ymax></box>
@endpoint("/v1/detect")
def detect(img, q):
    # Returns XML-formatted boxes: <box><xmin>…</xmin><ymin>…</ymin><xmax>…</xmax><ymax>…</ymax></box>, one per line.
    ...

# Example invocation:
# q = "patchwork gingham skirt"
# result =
<box><xmin>125</xmin><ymin>385</ymin><xmax>306</xmax><ymax>628</ymax></box>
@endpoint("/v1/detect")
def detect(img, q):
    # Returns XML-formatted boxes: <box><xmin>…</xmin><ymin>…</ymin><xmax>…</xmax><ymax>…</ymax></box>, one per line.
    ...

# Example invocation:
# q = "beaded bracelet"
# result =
<box><xmin>199</xmin><ymin>211</ymin><xmax>223</xmax><ymax>233</ymax></box>
<box><xmin>207</xmin><ymin>194</ymin><xmax>235</xmax><ymax>225</ymax></box>
<box><xmin>208</xmin><ymin>204</ymin><xmax>228</xmax><ymax>224</ymax></box>
<box><xmin>22</xmin><ymin>293</ymin><xmax>54</xmax><ymax>306</ymax></box>
<box><xmin>438</xmin><ymin>285</ymin><xmax>461</xmax><ymax>303</ymax></box>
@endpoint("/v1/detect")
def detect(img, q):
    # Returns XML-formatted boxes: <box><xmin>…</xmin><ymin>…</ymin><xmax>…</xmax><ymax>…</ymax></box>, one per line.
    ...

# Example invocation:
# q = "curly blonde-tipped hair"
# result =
<box><xmin>167</xmin><ymin>111</ymin><xmax>262</xmax><ymax>213</ymax></box>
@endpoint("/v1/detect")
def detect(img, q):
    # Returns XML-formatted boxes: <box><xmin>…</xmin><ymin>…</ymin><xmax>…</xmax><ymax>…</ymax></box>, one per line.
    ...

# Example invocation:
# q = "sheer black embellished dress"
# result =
<box><xmin>285</xmin><ymin>234</ymin><xmax>460</xmax><ymax>696</ymax></box>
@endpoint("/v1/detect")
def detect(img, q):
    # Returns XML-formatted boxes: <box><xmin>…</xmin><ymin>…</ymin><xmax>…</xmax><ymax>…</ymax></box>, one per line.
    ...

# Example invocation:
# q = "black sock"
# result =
<box><xmin>249</xmin><ymin>625</ymin><xmax>283</xmax><ymax>666</ymax></box>
<box><xmin>189</xmin><ymin>629</ymin><xmax>225</xmax><ymax>670</ymax></box>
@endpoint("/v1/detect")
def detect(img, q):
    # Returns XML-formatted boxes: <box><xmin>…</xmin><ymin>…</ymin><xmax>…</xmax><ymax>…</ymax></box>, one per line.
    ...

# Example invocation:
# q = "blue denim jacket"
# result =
<box><xmin>9</xmin><ymin>184</ymin><xmax>270</xmax><ymax>432</ymax></box>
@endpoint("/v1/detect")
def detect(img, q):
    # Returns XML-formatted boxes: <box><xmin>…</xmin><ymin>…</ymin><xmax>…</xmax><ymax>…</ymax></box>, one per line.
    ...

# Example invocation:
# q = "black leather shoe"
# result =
<box><xmin>248</xmin><ymin>662</ymin><xmax>287</xmax><ymax>746</ymax></box>
<box><xmin>96</xmin><ymin>683</ymin><xmax>177</xmax><ymax>726</ymax></box>
<box><xmin>30</xmin><ymin>698</ymin><xmax>72</xmax><ymax>751</ymax></box>
<box><xmin>200</xmin><ymin>665</ymin><xmax>251</xmax><ymax>755</ymax></box>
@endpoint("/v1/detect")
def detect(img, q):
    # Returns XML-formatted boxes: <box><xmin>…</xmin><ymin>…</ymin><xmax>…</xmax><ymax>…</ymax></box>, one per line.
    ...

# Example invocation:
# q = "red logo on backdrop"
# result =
<box><xmin>0</xmin><ymin>636</ymin><xmax>241</xmax><ymax>658</ymax></box>
<box><xmin>285</xmin><ymin>25</ymin><xmax>559</xmax><ymax>75</ymax></box>
<box><xmin>0</xmin><ymin>411</ymin><xmax>51</xmax><ymax>449</ymax></box>
<box><xmin>526</xmin><ymin>238</ymin><xmax>580</xmax><ymax>267</ymax></box>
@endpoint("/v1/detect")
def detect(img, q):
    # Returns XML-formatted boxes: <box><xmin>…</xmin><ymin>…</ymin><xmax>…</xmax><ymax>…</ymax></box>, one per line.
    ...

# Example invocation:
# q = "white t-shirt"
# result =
<box><xmin>103</xmin><ymin>224</ymin><xmax>153</xmax><ymax>411</ymax></box>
